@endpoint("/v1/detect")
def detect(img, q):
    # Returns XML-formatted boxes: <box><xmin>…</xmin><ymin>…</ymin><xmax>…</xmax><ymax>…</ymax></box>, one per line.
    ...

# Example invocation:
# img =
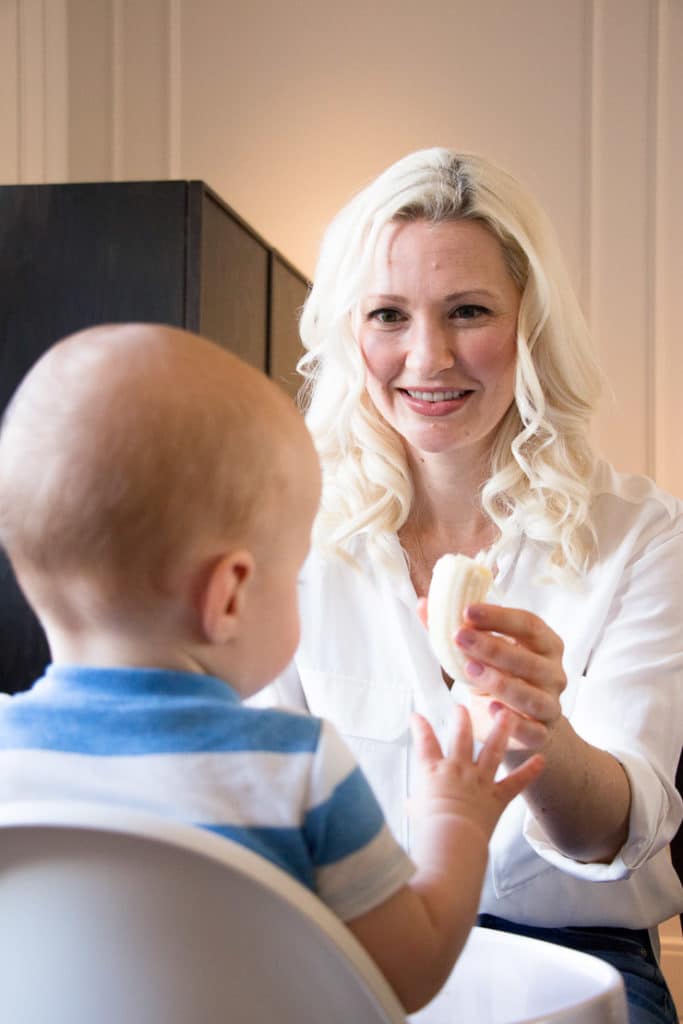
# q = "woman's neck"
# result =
<box><xmin>398</xmin><ymin>446</ymin><xmax>497</xmax><ymax>597</ymax></box>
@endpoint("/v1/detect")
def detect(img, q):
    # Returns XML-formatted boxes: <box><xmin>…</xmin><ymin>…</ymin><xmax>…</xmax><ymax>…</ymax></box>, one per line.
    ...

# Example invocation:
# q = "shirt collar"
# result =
<box><xmin>40</xmin><ymin>664</ymin><xmax>240</xmax><ymax>704</ymax></box>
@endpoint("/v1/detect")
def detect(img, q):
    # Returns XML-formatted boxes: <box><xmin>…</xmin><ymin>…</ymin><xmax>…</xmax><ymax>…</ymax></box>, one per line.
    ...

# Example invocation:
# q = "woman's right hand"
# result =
<box><xmin>417</xmin><ymin>595</ymin><xmax>564</xmax><ymax>751</ymax></box>
<box><xmin>455</xmin><ymin>602</ymin><xmax>567</xmax><ymax>750</ymax></box>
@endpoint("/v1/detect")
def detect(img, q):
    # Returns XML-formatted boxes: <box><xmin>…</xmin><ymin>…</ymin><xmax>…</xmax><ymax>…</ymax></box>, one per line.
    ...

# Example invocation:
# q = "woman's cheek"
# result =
<box><xmin>458</xmin><ymin>329</ymin><xmax>516</xmax><ymax>375</ymax></box>
<box><xmin>359</xmin><ymin>334</ymin><xmax>400</xmax><ymax>383</ymax></box>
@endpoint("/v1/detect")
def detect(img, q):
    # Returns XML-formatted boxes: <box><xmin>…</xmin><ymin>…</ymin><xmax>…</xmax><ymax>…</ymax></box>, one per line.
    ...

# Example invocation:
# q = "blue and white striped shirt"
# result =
<box><xmin>0</xmin><ymin>665</ymin><xmax>414</xmax><ymax>920</ymax></box>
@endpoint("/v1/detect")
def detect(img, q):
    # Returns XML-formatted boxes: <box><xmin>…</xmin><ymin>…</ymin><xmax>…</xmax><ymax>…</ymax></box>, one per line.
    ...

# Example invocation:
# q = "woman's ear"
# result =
<box><xmin>199</xmin><ymin>549</ymin><xmax>255</xmax><ymax>644</ymax></box>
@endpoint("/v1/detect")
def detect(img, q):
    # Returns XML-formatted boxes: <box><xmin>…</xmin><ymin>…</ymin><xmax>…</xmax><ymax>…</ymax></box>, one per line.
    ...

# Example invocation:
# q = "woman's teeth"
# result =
<box><xmin>405</xmin><ymin>389</ymin><xmax>468</xmax><ymax>402</ymax></box>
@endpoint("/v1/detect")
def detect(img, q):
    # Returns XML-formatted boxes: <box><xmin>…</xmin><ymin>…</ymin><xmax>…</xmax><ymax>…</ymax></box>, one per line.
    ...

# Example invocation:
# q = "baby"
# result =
<box><xmin>0</xmin><ymin>323</ymin><xmax>543</xmax><ymax>1013</ymax></box>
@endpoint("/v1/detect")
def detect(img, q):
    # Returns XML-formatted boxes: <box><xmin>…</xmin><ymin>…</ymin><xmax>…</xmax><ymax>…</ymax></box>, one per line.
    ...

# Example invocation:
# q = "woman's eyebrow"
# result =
<box><xmin>362</xmin><ymin>289</ymin><xmax>499</xmax><ymax>304</ymax></box>
<box><xmin>442</xmin><ymin>289</ymin><xmax>498</xmax><ymax>302</ymax></box>
<box><xmin>361</xmin><ymin>293</ymin><xmax>407</xmax><ymax>304</ymax></box>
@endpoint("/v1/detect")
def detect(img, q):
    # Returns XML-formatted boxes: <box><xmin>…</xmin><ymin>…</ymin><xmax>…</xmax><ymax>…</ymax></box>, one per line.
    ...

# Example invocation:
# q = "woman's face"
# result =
<box><xmin>354</xmin><ymin>218</ymin><xmax>521</xmax><ymax>463</ymax></box>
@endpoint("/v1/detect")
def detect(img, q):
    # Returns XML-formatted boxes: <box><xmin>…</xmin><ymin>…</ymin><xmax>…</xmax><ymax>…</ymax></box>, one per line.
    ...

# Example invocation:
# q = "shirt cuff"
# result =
<box><xmin>521</xmin><ymin>749</ymin><xmax>680</xmax><ymax>881</ymax></box>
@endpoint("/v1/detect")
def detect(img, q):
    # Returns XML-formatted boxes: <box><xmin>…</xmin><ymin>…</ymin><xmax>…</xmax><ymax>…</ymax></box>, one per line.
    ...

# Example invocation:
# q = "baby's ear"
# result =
<box><xmin>199</xmin><ymin>550</ymin><xmax>255</xmax><ymax>644</ymax></box>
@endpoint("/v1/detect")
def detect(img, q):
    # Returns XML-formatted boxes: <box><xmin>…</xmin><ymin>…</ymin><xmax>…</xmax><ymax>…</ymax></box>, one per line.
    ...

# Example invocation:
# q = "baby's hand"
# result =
<box><xmin>410</xmin><ymin>705</ymin><xmax>544</xmax><ymax>841</ymax></box>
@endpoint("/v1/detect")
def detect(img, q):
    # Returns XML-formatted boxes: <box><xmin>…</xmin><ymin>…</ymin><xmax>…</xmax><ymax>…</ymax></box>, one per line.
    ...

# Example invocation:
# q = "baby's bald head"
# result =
<box><xmin>0</xmin><ymin>323</ymin><xmax>317</xmax><ymax>620</ymax></box>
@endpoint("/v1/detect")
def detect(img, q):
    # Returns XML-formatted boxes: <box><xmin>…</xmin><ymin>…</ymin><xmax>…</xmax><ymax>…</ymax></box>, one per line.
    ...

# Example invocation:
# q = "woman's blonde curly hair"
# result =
<box><xmin>297</xmin><ymin>148</ymin><xmax>602</xmax><ymax>582</ymax></box>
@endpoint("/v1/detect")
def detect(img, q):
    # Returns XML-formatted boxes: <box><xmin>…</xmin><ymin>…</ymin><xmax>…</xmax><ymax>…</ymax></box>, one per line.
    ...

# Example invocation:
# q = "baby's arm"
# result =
<box><xmin>346</xmin><ymin>706</ymin><xmax>544</xmax><ymax>1013</ymax></box>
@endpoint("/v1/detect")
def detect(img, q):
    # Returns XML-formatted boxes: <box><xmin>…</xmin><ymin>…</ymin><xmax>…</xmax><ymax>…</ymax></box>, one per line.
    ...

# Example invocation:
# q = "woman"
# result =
<box><xmin>265</xmin><ymin>148</ymin><xmax>683</xmax><ymax>1023</ymax></box>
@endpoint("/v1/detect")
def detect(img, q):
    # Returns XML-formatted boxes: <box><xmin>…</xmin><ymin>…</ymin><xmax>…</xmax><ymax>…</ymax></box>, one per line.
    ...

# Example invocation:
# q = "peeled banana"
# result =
<box><xmin>427</xmin><ymin>553</ymin><xmax>493</xmax><ymax>682</ymax></box>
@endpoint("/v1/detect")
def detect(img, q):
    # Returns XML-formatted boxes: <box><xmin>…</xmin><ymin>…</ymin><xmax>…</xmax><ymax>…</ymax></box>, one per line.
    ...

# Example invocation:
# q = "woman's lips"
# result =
<box><xmin>399</xmin><ymin>387</ymin><xmax>473</xmax><ymax>416</ymax></box>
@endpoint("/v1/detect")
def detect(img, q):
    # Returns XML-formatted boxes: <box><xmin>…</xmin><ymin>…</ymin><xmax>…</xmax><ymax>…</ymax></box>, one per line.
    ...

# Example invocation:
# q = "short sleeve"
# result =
<box><xmin>304</xmin><ymin>719</ymin><xmax>415</xmax><ymax>920</ymax></box>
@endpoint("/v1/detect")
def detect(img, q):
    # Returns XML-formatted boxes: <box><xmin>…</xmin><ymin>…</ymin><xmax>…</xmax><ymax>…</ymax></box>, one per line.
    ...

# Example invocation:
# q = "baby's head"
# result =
<box><xmin>0</xmin><ymin>323</ymin><xmax>320</xmax><ymax>695</ymax></box>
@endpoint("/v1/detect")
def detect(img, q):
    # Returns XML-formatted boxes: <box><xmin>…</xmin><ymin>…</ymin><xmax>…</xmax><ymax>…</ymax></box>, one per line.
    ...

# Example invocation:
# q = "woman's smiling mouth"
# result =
<box><xmin>399</xmin><ymin>387</ymin><xmax>474</xmax><ymax>416</ymax></box>
<box><xmin>403</xmin><ymin>388</ymin><xmax>471</xmax><ymax>402</ymax></box>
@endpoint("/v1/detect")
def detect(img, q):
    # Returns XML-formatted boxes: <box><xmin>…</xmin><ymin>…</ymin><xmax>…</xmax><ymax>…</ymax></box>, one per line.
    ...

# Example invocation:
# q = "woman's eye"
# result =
<box><xmin>452</xmin><ymin>304</ymin><xmax>489</xmax><ymax>320</ymax></box>
<box><xmin>368</xmin><ymin>308</ymin><xmax>404</xmax><ymax>324</ymax></box>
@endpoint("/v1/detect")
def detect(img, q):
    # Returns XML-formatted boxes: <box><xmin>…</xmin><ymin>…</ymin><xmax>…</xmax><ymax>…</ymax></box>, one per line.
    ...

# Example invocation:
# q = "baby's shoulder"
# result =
<box><xmin>238</xmin><ymin>701</ymin><xmax>324</xmax><ymax>750</ymax></box>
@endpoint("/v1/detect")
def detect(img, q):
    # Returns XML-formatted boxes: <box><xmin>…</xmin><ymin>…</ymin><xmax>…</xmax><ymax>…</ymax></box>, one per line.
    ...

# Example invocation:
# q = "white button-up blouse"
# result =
<box><xmin>260</xmin><ymin>462</ymin><xmax>683</xmax><ymax>929</ymax></box>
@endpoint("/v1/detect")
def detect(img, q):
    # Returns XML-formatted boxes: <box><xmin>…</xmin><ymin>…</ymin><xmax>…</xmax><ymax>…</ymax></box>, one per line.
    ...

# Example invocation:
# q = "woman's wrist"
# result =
<box><xmin>504</xmin><ymin>715</ymin><xmax>632</xmax><ymax>862</ymax></box>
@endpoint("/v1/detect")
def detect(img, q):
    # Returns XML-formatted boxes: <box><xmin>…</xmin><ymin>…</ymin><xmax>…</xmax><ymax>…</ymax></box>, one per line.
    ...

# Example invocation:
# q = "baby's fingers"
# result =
<box><xmin>445</xmin><ymin>703</ymin><xmax>474</xmax><ymax>762</ymax></box>
<box><xmin>411</xmin><ymin>712</ymin><xmax>443</xmax><ymax>765</ymax></box>
<box><xmin>475</xmin><ymin>708</ymin><xmax>514</xmax><ymax>776</ymax></box>
<box><xmin>496</xmin><ymin>753</ymin><xmax>545</xmax><ymax>804</ymax></box>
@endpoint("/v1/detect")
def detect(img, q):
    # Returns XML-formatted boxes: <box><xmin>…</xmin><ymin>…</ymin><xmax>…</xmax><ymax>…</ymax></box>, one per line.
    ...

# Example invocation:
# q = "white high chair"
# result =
<box><xmin>0</xmin><ymin>801</ymin><xmax>628</xmax><ymax>1024</ymax></box>
<box><xmin>411</xmin><ymin>924</ymin><xmax>628</xmax><ymax>1024</ymax></box>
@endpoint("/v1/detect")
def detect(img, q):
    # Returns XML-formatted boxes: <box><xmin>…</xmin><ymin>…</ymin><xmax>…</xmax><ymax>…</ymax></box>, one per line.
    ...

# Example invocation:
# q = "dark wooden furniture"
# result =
<box><xmin>0</xmin><ymin>180</ymin><xmax>308</xmax><ymax>693</ymax></box>
<box><xmin>671</xmin><ymin>754</ymin><xmax>683</xmax><ymax>930</ymax></box>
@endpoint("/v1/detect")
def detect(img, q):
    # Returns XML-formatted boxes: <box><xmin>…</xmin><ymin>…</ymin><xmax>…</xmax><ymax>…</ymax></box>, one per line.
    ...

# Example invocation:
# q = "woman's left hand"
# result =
<box><xmin>456</xmin><ymin>603</ymin><xmax>566</xmax><ymax>750</ymax></box>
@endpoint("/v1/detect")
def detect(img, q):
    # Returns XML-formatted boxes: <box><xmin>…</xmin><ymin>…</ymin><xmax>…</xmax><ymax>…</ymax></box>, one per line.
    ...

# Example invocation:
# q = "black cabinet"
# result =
<box><xmin>0</xmin><ymin>180</ymin><xmax>309</xmax><ymax>692</ymax></box>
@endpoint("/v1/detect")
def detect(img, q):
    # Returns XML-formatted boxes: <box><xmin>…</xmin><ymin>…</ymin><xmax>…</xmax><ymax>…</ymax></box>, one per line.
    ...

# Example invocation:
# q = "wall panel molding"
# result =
<box><xmin>2</xmin><ymin>0</ymin><xmax>69</xmax><ymax>184</ymax></box>
<box><xmin>588</xmin><ymin>0</ymin><xmax>657</xmax><ymax>478</ymax></box>
<box><xmin>653</xmin><ymin>0</ymin><xmax>683</xmax><ymax>498</ymax></box>
<box><xmin>66</xmin><ymin>0</ymin><xmax>169</xmax><ymax>181</ymax></box>
<box><xmin>167</xmin><ymin>0</ymin><xmax>182</xmax><ymax>178</ymax></box>
<box><xmin>115</xmin><ymin>0</ymin><xmax>170</xmax><ymax>179</ymax></box>
<box><xmin>581</xmin><ymin>0</ymin><xmax>595</xmax><ymax>326</ymax></box>
<box><xmin>43</xmin><ymin>0</ymin><xmax>68</xmax><ymax>181</ymax></box>
<box><xmin>587</xmin><ymin>0</ymin><xmax>682</xmax><ymax>497</ymax></box>
<box><xmin>644</xmin><ymin>0</ymin><xmax>660</xmax><ymax>480</ymax></box>
<box><xmin>111</xmin><ymin>0</ymin><xmax>125</xmax><ymax>179</ymax></box>
<box><xmin>0</xmin><ymin>0</ymin><xmax>20</xmax><ymax>183</ymax></box>
<box><xmin>66</xmin><ymin>0</ymin><xmax>114</xmax><ymax>180</ymax></box>
<box><xmin>17</xmin><ymin>0</ymin><xmax>45</xmax><ymax>181</ymax></box>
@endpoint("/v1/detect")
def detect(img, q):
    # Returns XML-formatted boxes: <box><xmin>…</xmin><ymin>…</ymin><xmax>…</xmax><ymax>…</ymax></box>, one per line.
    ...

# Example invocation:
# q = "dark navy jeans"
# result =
<box><xmin>477</xmin><ymin>914</ymin><xmax>678</xmax><ymax>1024</ymax></box>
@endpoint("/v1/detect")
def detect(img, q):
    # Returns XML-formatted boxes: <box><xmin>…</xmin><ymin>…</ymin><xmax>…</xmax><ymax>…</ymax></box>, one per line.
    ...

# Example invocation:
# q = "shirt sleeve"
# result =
<box><xmin>523</xmin><ymin>517</ymin><xmax>683</xmax><ymax>881</ymax></box>
<box><xmin>304</xmin><ymin>719</ymin><xmax>415</xmax><ymax>920</ymax></box>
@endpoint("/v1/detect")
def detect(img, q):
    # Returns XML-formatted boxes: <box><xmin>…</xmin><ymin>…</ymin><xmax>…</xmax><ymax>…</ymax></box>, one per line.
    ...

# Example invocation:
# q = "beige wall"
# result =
<box><xmin>2</xmin><ymin>0</ymin><xmax>681</xmax><ymax>498</ymax></box>
<box><xmin>1</xmin><ymin>0</ymin><xmax>682</xmax><ymax>1005</ymax></box>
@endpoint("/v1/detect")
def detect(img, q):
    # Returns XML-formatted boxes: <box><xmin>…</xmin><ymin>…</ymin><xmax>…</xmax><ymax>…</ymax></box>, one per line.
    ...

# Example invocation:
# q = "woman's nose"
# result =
<box><xmin>404</xmin><ymin>318</ymin><xmax>455</xmax><ymax>376</ymax></box>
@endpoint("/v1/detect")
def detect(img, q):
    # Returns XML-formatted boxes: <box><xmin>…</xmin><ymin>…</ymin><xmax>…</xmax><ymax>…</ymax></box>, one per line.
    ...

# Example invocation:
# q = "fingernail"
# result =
<box><xmin>465</xmin><ymin>660</ymin><xmax>485</xmax><ymax>677</ymax></box>
<box><xmin>465</xmin><ymin>605</ymin><xmax>483</xmax><ymax>622</ymax></box>
<box><xmin>457</xmin><ymin>628</ymin><xmax>476</xmax><ymax>647</ymax></box>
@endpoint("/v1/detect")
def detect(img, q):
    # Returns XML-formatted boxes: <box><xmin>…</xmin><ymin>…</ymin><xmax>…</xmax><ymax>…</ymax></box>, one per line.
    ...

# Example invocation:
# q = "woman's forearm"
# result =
<box><xmin>505</xmin><ymin>715</ymin><xmax>631</xmax><ymax>863</ymax></box>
